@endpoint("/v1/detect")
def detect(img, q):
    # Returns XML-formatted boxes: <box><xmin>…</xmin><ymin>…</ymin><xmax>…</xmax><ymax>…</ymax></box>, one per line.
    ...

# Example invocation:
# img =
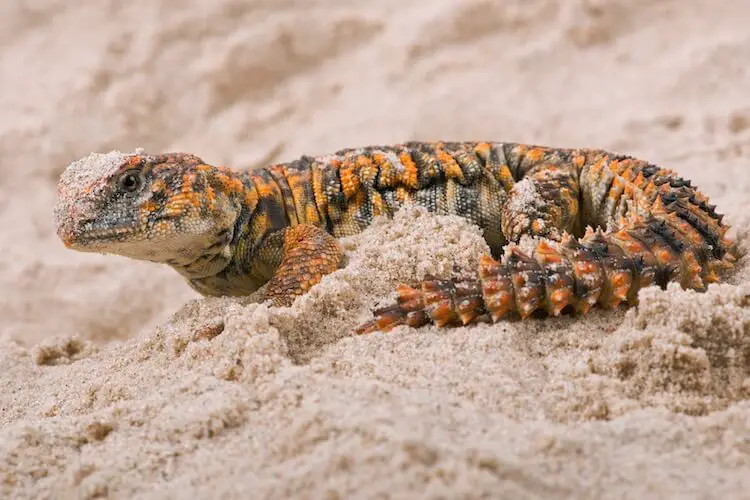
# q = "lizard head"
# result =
<box><xmin>54</xmin><ymin>149</ymin><xmax>240</xmax><ymax>267</ymax></box>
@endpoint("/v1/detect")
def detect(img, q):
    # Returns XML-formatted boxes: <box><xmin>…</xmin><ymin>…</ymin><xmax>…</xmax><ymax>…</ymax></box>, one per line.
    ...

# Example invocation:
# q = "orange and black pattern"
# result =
<box><xmin>61</xmin><ymin>142</ymin><xmax>738</xmax><ymax>329</ymax></box>
<box><xmin>246</xmin><ymin>141</ymin><xmax>519</xmax><ymax>252</ymax></box>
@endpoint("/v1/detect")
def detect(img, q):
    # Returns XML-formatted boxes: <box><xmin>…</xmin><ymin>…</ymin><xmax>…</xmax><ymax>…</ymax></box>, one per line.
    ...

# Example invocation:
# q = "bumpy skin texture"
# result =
<box><xmin>53</xmin><ymin>142</ymin><xmax>739</xmax><ymax>333</ymax></box>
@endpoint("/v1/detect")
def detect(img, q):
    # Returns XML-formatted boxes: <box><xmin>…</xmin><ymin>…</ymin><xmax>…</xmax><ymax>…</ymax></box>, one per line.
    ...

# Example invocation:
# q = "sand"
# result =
<box><xmin>2</xmin><ymin>0</ymin><xmax>750</xmax><ymax>498</ymax></box>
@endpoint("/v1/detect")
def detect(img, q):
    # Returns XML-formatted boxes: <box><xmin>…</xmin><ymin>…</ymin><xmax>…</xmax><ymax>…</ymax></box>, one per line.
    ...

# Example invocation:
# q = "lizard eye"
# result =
<box><xmin>119</xmin><ymin>170</ymin><xmax>143</xmax><ymax>192</ymax></box>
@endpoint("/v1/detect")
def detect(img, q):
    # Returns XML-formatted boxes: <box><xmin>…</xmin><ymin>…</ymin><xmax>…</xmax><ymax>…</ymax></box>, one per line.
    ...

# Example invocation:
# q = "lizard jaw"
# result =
<box><xmin>59</xmin><ymin>229</ymin><xmax>148</xmax><ymax>258</ymax></box>
<box><xmin>58</xmin><ymin>215</ymin><xmax>232</xmax><ymax>269</ymax></box>
<box><xmin>56</xmin><ymin>209</ymin><xmax>141</xmax><ymax>252</ymax></box>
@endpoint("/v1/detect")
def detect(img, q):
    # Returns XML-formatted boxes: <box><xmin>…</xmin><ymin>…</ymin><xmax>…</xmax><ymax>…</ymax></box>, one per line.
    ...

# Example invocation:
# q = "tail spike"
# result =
<box><xmin>478</xmin><ymin>254</ymin><xmax>502</xmax><ymax>278</ymax></box>
<box><xmin>422</xmin><ymin>278</ymin><xmax>458</xmax><ymax>327</ymax></box>
<box><xmin>454</xmin><ymin>280</ymin><xmax>485</xmax><ymax>325</ymax></box>
<box><xmin>395</xmin><ymin>284</ymin><xmax>423</xmax><ymax>311</ymax></box>
<box><xmin>355</xmin><ymin>304</ymin><xmax>406</xmax><ymax>334</ymax></box>
<box><xmin>507</xmin><ymin>246</ymin><xmax>545</xmax><ymax>320</ymax></box>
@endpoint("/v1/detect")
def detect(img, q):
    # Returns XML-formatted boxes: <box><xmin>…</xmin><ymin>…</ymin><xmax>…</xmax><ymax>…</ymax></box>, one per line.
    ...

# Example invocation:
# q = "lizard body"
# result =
<box><xmin>53</xmin><ymin>142</ymin><xmax>739</xmax><ymax>333</ymax></box>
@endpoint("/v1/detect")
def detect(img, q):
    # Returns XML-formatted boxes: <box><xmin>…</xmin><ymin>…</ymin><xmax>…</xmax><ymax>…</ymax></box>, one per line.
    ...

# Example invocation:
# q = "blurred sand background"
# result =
<box><xmin>2</xmin><ymin>0</ymin><xmax>750</xmax><ymax>498</ymax></box>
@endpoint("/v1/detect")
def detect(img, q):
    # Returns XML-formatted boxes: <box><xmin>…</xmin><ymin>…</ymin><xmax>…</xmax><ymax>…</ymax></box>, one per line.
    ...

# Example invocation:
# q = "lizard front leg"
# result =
<box><xmin>262</xmin><ymin>224</ymin><xmax>345</xmax><ymax>307</ymax></box>
<box><xmin>502</xmin><ymin>164</ymin><xmax>581</xmax><ymax>242</ymax></box>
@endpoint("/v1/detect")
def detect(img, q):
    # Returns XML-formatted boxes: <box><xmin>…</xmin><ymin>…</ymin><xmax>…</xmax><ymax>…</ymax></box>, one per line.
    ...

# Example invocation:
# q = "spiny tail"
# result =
<box><xmin>355</xmin><ymin>209</ymin><xmax>739</xmax><ymax>334</ymax></box>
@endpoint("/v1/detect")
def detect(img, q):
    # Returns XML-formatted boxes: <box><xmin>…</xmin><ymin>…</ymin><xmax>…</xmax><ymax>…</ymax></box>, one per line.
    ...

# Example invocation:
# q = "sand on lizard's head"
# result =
<box><xmin>53</xmin><ymin>149</ymin><xmax>142</xmax><ymax>247</ymax></box>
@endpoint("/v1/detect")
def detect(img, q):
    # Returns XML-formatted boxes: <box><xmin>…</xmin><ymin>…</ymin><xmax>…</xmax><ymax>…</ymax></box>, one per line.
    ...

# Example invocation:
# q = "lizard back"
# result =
<box><xmin>248</xmin><ymin>141</ymin><xmax>523</xmax><ymax>256</ymax></box>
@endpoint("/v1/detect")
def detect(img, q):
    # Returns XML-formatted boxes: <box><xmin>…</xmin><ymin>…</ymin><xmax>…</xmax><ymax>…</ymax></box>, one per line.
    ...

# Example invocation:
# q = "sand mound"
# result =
<box><xmin>3</xmin><ymin>207</ymin><xmax>750</xmax><ymax>498</ymax></box>
<box><xmin>3</xmin><ymin>0</ymin><xmax>750</xmax><ymax>498</ymax></box>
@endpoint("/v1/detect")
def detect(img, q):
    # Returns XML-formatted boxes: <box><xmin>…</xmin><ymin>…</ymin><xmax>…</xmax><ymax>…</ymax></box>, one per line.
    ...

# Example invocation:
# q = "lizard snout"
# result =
<box><xmin>54</xmin><ymin>200</ymin><xmax>98</xmax><ymax>248</ymax></box>
<box><xmin>55</xmin><ymin>214</ymin><xmax>85</xmax><ymax>248</ymax></box>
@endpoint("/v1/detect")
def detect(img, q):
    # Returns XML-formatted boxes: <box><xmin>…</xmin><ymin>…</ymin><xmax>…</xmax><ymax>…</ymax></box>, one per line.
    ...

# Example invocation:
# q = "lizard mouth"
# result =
<box><xmin>58</xmin><ymin>221</ymin><xmax>139</xmax><ymax>249</ymax></box>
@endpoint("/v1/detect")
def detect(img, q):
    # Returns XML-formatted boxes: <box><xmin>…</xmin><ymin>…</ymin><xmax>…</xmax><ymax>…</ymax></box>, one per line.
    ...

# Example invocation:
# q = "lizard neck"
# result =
<box><xmin>175</xmin><ymin>165</ymin><xmax>298</xmax><ymax>297</ymax></box>
<box><xmin>165</xmin><ymin>163</ymin><xmax>256</xmax><ymax>282</ymax></box>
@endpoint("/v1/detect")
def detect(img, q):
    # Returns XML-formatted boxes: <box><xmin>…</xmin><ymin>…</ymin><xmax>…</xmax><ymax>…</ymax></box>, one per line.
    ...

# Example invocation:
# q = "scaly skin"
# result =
<box><xmin>53</xmin><ymin>142</ymin><xmax>739</xmax><ymax>334</ymax></box>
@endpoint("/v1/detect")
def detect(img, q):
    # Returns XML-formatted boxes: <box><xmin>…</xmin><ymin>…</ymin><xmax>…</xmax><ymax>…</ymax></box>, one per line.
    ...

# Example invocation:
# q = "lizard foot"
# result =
<box><xmin>262</xmin><ymin>224</ymin><xmax>345</xmax><ymax>307</ymax></box>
